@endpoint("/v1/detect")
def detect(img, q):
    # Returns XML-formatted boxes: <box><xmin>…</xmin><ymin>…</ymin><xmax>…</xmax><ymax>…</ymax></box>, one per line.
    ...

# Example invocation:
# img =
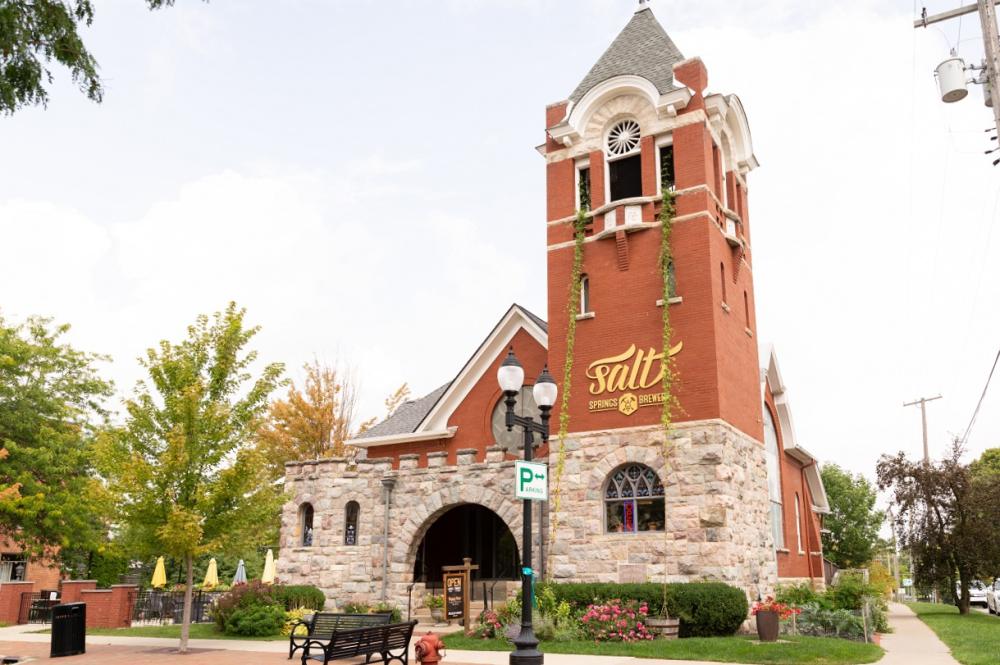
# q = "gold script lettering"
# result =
<box><xmin>587</xmin><ymin>342</ymin><xmax>683</xmax><ymax>395</ymax></box>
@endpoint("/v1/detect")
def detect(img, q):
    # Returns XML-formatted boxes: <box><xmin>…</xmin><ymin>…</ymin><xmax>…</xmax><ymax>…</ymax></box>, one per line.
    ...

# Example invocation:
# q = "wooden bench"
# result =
<box><xmin>288</xmin><ymin>612</ymin><xmax>392</xmax><ymax>660</ymax></box>
<box><xmin>299</xmin><ymin>620</ymin><xmax>418</xmax><ymax>665</ymax></box>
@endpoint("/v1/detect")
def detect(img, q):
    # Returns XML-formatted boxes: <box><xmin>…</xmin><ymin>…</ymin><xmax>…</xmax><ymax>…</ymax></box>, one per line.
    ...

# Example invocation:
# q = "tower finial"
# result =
<box><xmin>638</xmin><ymin>0</ymin><xmax>650</xmax><ymax>7</ymax></box>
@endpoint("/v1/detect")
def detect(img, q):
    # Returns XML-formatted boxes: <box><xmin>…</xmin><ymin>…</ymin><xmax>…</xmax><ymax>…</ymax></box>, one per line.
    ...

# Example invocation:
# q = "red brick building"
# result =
<box><xmin>278</xmin><ymin>4</ymin><xmax>827</xmax><ymax>609</ymax></box>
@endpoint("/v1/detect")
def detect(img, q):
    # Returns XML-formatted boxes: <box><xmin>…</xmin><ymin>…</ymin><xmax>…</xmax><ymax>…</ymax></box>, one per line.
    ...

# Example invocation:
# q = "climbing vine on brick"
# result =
<box><xmin>546</xmin><ymin>208</ymin><xmax>587</xmax><ymax>578</ymax></box>
<box><xmin>657</xmin><ymin>188</ymin><xmax>680</xmax><ymax>614</ymax></box>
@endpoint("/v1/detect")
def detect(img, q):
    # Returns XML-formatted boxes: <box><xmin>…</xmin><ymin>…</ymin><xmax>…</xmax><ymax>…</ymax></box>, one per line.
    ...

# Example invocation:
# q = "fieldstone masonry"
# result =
<box><xmin>278</xmin><ymin>418</ymin><xmax>777</xmax><ymax>609</ymax></box>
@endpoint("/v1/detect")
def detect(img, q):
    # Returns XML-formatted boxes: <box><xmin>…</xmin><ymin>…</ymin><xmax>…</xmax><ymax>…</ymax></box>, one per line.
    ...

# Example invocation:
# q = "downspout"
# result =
<box><xmin>380</xmin><ymin>477</ymin><xmax>396</xmax><ymax>602</ymax></box>
<box><xmin>800</xmin><ymin>462</ymin><xmax>817</xmax><ymax>584</ymax></box>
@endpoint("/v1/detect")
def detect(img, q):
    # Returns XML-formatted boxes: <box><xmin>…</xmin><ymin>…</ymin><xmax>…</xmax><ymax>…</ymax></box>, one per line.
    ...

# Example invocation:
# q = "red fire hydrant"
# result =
<box><xmin>414</xmin><ymin>631</ymin><xmax>446</xmax><ymax>664</ymax></box>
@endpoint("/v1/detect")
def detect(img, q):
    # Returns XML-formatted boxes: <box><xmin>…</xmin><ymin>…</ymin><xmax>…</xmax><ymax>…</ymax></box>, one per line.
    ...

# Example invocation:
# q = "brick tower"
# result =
<box><xmin>542</xmin><ymin>4</ymin><xmax>777</xmax><ymax>595</ymax></box>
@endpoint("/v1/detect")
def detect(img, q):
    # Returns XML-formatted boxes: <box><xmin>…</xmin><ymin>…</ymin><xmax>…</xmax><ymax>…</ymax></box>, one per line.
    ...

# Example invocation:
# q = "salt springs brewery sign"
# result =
<box><xmin>586</xmin><ymin>342</ymin><xmax>682</xmax><ymax>416</ymax></box>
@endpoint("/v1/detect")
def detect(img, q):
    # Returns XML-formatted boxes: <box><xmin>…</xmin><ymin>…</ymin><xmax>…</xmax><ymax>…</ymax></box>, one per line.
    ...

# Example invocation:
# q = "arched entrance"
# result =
<box><xmin>412</xmin><ymin>504</ymin><xmax>520</xmax><ymax>583</ymax></box>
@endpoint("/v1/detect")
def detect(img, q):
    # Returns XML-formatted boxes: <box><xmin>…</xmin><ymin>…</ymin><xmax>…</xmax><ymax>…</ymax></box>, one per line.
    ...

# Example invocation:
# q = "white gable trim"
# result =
<box><xmin>418</xmin><ymin>305</ymin><xmax>548</xmax><ymax>433</ymax></box>
<box><xmin>349</xmin><ymin>427</ymin><xmax>458</xmax><ymax>449</ymax></box>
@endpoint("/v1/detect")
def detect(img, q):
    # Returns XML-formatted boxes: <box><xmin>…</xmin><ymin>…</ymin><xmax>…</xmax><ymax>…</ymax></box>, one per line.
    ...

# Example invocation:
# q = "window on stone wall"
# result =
<box><xmin>604</xmin><ymin>464</ymin><xmax>665</xmax><ymax>533</ymax></box>
<box><xmin>300</xmin><ymin>503</ymin><xmax>314</xmax><ymax>547</ymax></box>
<box><xmin>764</xmin><ymin>407</ymin><xmax>785</xmax><ymax>549</ymax></box>
<box><xmin>345</xmin><ymin>501</ymin><xmax>360</xmax><ymax>546</ymax></box>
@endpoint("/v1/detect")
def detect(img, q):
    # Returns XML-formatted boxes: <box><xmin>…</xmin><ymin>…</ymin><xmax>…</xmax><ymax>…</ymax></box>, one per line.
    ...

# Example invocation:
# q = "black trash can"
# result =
<box><xmin>50</xmin><ymin>602</ymin><xmax>86</xmax><ymax>657</ymax></box>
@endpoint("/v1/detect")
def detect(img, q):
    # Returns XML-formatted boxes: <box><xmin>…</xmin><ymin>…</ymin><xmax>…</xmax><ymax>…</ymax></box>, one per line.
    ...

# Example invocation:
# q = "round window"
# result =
<box><xmin>491</xmin><ymin>387</ymin><xmax>539</xmax><ymax>454</ymax></box>
<box><xmin>607</xmin><ymin>119</ymin><xmax>641</xmax><ymax>156</ymax></box>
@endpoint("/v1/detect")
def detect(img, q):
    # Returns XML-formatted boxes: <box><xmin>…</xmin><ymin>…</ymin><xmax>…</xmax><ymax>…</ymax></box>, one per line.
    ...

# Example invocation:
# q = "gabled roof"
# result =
<box><xmin>347</xmin><ymin>304</ymin><xmax>548</xmax><ymax>449</ymax></box>
<box><xmin>569</xmin><ymin>6</ymin><xmax>685</xmax><ymax>104</ymax></box>
<box><xmin>761</xmin><ymin>345</ymin><xmax>830</xmax><ymax>513</ymax></box>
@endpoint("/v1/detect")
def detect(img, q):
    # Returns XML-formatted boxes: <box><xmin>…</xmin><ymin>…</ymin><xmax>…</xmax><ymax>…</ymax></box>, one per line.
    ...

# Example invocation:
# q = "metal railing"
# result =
<box><xmin>18</xmin><ymin>592</ymin><xmax>59</xmax><ymax>624</ymax></box>
<box><xmin>131</xmin><ymin>590</ymin><xmax>222</xmax><ymax>625</ymax></box>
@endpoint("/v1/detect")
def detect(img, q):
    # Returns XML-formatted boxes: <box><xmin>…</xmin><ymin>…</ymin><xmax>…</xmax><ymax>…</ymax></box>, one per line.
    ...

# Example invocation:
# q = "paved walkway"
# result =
<box><xmin>879</xmin><ymin>602</ymin><xmax>960</xmax><ymax>665</ymax></box>
<box><xmin>0</xmin><ymin>604</ymin><xmax>958</xmax><ymax>664</ymax></box>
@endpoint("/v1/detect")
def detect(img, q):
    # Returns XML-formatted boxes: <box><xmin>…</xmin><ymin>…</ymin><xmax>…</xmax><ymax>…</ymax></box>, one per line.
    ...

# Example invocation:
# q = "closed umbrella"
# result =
<box><xmin>261</xmin><ymin>549</ymin><xmax>276</xmax><ymax>585</ymax></box>
<box><xmin>202</xmin><ymin>558</ymin><xmax>219</xmax><ymax>589</ymax></box>
<box><xmin>232</xmin><ymin>559</ymin><xmax>247</xmax><ymax>586</ymax></box>
<box><xmin>151</xmin><ymin>556</ymin><xmax>167</xmax><ymax>589</ymax></box>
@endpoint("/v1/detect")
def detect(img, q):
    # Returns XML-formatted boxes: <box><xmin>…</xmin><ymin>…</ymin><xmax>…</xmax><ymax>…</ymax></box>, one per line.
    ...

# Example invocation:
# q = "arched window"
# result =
<box><xmin>764</xmin><ymin>407</ymin><xmax>785</xmax><ymax>549</ymax></box>
<box><xmin>795</xmin><ymin>493</ymin><xmax>803</xmax><ymax>554</ymax></box>
<box><xmin>344</xmin><ymin>501</ymin><xmax>360</xmax><ymax>546</ymax></box>
<box><xmin>604</xmin><ymin>464</ymin><xmax>665</xmax><ymax>533</ymax></box>
<box><xmin>607</xmin><ymin>119</ymin><xmax>643</xmax><ymax>202</ymax></box>
<box><xmin>299</xmin><ymin>503</ymin><xmax>314</xmax><ymax>547</ymax></box>
<box><xmin>580</xmin><ymin>274</ymin><xmax>591</xmax><ymax>314</ymax></box>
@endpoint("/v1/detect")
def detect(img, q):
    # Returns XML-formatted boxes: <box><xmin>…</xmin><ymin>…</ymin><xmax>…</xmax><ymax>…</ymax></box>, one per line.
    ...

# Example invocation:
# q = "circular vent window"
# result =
<box><xmin>607</xmin><ymin>119</ymin><xmax>641</xmax><ymax>156</ymax></box>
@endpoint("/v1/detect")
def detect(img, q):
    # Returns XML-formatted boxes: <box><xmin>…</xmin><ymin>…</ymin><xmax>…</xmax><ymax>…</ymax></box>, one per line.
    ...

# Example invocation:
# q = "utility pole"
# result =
<box><xmin>916</xmin><ymin>1</ymin><xmax>1000</xmax><ymax>139</ymax></box>
<box><xmin>903</xmin><ymin>395</ymin><xmax>942</xmax><ymax>462</ymax></box>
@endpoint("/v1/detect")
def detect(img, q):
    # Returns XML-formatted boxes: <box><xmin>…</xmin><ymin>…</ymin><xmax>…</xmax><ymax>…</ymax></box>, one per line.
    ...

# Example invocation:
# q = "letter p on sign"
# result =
<box><xmin>514</xmin><ymin>460</ymin><xmax>548</xmax><ymax>501</ymax></box>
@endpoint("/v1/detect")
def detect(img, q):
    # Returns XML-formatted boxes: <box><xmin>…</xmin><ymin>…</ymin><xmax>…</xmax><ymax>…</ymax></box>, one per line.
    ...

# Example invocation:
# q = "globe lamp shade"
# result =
<box><xmin>532</xmin><ymin>366</ymin><xmax>558</xmax><ymax>407</ymax></box>
<box><xmin>497</xmin><ymin>348</ymin><xmax>525</xmax><ymax>393</ymax></box>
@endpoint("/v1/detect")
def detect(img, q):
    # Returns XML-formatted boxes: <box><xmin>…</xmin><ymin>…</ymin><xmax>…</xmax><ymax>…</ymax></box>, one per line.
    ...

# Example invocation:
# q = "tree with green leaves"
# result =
<box><xmin>820</xmin><ymin>463</ymin><xmax>884</xmax><ymax>568</ymax></box>
<box><xmin>96</xmin><ymin>303</ymin><xmax>284</xmax><ymax>652</ymax></box>
<box><xmin>0</xmin><ymin>0</ymin><xmax>192</xmax><ymax>114</ymax></box>
<box><xmin>877</xmin><ymin>441</ymin><xmax>1000</xmax><ymax>614</ymax></box>
<box><xmin>970</xmin><ymin>447</ymin><xmax>1000</xmax><ymax>477</ymax></box>
<box><xmin>0</xmin><ymin>314</ymin><xmax>114</xmax><ymax>561</ymax></box>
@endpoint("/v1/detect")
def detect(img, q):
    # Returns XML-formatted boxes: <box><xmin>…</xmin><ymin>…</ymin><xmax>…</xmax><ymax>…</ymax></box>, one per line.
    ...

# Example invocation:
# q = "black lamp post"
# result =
<box><xmin>497</xmin><ymin>347</ymin><xmax>557</xmax><ymax>665</ymax></box>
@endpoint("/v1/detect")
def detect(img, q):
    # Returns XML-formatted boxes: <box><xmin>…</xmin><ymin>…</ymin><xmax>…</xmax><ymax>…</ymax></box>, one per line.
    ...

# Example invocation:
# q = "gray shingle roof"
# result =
<box><xmin>569</xmin><ymin>7</ymin><xmax>685</xmax><ymax>104</ymax></box>
<box><xmin>354</xmin><ymin>383</ymin><xmax>450</xmax><ymax>440</ymax></box>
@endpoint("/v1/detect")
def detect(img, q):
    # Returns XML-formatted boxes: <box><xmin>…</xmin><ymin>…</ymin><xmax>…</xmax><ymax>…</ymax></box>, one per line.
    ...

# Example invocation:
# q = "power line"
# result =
<box><xmin>960</xmin><ymin>345</ymin><xmax>1000</xmax><ymax>444</ymax></box>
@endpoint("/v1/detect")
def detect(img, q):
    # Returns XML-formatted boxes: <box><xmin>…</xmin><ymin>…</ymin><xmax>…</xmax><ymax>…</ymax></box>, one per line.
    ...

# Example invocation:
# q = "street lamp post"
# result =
<box><xmin>497</xmin><ymin>347</ymin><xmax>557</xmax><ymax>665</ymax></box>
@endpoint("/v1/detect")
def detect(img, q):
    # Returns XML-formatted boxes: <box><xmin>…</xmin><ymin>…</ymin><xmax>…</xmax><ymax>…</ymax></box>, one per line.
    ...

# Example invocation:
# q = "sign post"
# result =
<box><xmin>515</xmin><ymin>460</ymin><xmax>548</xmax><ymax>501</ymax></box>
<box><xmin>442</xmin><ymin>557</ymin><xmax>479</xmax><ymax>630</ymax></box>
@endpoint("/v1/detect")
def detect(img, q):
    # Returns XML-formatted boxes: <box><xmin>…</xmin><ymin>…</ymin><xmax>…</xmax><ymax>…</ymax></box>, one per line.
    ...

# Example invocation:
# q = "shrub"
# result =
<box><xmin>539</xmin><ymin>582</ymin><xmax>748</xmax><ymax>638</ymax></box>
<box><xmin>775</xmin><ymin>582</ymin><xmax>828</xmax><ymax>609</ymax></box>
<box><xmin>373</xmin><ymin>602</ymin><xmax>402</xmax><ymax>622</ymax></box>
<box><xmin>867</xmin><ymin>562</ymin><xmax>895</xmax><ymax>599</ymax></box>
<box><xmin>342</xmin><ymin>601</ymin><xmax>372</xmax><ymax>614</ymax></box>
<box><xmin>473</xmin><ymin>609</ymin><xmax>503</xmax><ymax>639</ymax></box>
<box><xmin>496</xmin><ymin>596</ymin><xmax>521</xmax><ymax>626</ymax></box>
<box><xmin>534</xmin><ymin>614</ymin><xmax>580</xmax><ymax>642</ymax></box>
<box><xmin>423</xmin><ymin>595</ymin><xmax>443</xmax><ymax>610</ymax></box>
<box><xmin>282</xmin><ymin>608</ymin><xmax>313</xmax><ymax>636</ymax></box>
<box><xmin>214</xmin><ymin>581</ymin><xmax>280</xmax><ymax>631</ymax></box>
<box><xmin>273</xmin><ymin>585</ymin><xmax>325</xmax><ymax>611</ymax></box>
<box><xmin>795</xmin><ymin>602</ymin><xmax>868</xmax><ymax>641</ymax></box>
<box><xmin>225</xmin><ymin>603</ymin><xmax>286</xmax><ymax>636</ymax></box>
<box><xmin>579</xmin><ymin>600</ymin><xmax>653</xmax><ymax>642</ymax></box>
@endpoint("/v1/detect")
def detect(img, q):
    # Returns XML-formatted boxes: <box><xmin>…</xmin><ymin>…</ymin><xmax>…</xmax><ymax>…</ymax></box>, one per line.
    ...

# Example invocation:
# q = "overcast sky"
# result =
<box><xmin>2</xmin><ymin>0</ymin><xmax>998</xmax><ymax>484</ymax></box>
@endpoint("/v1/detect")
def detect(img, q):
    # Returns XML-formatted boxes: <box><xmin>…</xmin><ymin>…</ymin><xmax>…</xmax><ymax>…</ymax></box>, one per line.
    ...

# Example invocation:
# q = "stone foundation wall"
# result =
<box><xmin>279</xmin><ymin>419</ymin><xmax>777</xmax><ymax>610</ymax></box>
<box><xmin>547</xmin><ymin>419</ymin><xmax>777</xmax><ymax>600</ymax></box>
<box><xmin>278</xmin><ymin>448</ymin><xmax>526</xmax><ymax>610</ymax></box>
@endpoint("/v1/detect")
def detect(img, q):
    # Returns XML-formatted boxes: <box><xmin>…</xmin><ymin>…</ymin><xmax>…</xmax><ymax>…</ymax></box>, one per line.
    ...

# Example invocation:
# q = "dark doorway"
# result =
<box><xmin>413</xmin><ymin>504</ymin><xmax>519</xmax><ymax>583</ymax></box>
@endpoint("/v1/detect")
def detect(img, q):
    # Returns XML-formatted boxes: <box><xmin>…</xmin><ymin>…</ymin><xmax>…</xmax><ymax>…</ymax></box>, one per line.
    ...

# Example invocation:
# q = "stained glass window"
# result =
<box><xmin>604</xmin><ymin>464</ymin><xmax>665</xmax><ymax>533</ymax></box>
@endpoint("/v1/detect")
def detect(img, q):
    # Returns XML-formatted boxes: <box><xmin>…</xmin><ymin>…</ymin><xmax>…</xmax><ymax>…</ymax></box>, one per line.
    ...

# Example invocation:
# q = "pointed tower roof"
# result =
<box><xmin>569</xmin><ymin>5</ymin><xmax>685</xmax><ymax>104</ymax></box>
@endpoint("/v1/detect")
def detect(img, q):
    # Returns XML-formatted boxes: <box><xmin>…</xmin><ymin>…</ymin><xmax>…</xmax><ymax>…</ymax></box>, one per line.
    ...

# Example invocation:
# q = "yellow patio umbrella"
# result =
<box><xmin>261</xmin><ymin>549</ymin><xmax>276</xmax><ymax>585</ymax></box>
<box><xmin>202</xmin><ymin>558</ymin><xmax>219</xmax><ymax>589</ymax></box>
<box><xmin>151</xmin><ymin>556</ymin><xmax>167</xmax><ymax>589</ymax></box>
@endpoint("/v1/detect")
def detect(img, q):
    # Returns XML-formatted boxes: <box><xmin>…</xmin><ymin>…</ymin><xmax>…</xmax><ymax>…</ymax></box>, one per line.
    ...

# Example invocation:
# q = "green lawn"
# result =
<box><xmin>908</xmin><ymin>601</ymin><xmax>1000</xmax><ymax>665</ymax></box>
<box><xmin>442</xmin><ymin>632</ymin><xmax>883</xmax><ymax>664</ymax></box>
<box><xmin>33</xmin><ymin>623</ymin><xmax>286</xmax><ymax>642</ymax></box>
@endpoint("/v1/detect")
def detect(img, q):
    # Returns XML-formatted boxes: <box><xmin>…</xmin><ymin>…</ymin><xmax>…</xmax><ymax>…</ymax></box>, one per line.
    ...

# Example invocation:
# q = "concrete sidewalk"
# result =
<box><xmin>880</xmin><ymin>602</ymin><xmax>960</xmax><ymax>664</ymax></box>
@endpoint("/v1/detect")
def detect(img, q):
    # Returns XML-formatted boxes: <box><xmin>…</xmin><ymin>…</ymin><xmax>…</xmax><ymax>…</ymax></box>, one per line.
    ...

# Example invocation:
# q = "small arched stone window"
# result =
<box><xmin>299</xmin><ymin>503</ymin><xmax>314</xmax><ymax>547</ymax></box>
<box><xmin>580</xmin><ymin>274</ymin><xmax>591</xmax><ymax>314</ymax></box>
<box><xmin>344</xmin><ymin>501</ymin><xmax>360</xmax><ymax>546</ymax></box>
<box><xmin>604</xmin><ymin>464</ymin><xmax>665</xmax><ymax>533</ymax></box>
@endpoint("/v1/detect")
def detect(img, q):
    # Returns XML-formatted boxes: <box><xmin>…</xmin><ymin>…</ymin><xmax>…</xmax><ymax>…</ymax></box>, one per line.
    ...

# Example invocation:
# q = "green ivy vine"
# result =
<box><xmin>546</xmin><ymin>207</ymin><xmax>588</xmax><ymax>578</ymax></box>
<box><xmin>657</xmin><ymin>187</ymin><xmax>679</xmax><ymax>614</ymax></box>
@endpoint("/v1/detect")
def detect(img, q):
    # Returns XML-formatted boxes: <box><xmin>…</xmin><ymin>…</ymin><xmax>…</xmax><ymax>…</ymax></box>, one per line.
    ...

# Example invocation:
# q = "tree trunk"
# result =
<box><xmin>179</xmin><ymin>553</ymin><xmax>193</xmax><ymax>653</ymax></box>
<box><xmin>957</xmin><ymin>570</ymin><xmax>971</xmax><ymax>615</ymax></box>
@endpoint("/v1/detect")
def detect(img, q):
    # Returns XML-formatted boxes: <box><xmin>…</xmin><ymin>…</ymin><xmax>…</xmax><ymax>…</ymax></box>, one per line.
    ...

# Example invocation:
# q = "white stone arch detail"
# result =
<box><xmin>397</xmin><ymin>484</ymin><xmax>523</xmax><ymax>578</ymax></box>
<box><xmin>587</xmin><ymin>445</ymin><xmax>667</xmax><ymax>495</ymax></box>
<box><xmin>569</xmin><ymin>75</ymin><xmax>661</xmax><ymax>139</ymax></box>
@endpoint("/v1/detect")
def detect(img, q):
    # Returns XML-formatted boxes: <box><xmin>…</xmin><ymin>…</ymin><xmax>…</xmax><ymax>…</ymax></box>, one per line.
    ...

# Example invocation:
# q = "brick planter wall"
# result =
<box><xmin>0</xmin><ymin>581</ymin><xmax>35</xmax><ymax>624</ymax></box>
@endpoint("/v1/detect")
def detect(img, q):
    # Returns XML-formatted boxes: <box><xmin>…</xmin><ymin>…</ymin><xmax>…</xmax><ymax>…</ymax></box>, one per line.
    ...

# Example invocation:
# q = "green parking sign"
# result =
<box><xmin>515</xmin><ymin>460</ymin><xmax>548</xmax><ymax>501</ymax></box>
